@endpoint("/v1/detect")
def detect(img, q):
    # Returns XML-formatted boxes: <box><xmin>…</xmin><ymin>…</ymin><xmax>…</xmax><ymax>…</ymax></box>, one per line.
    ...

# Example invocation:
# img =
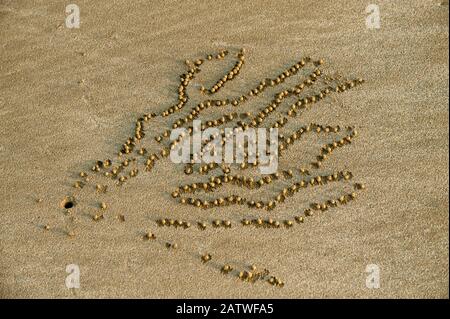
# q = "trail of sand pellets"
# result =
<box><xmin>52</xmin><ymin>48</ymin><xmax>366</xmax><ymax>287</ymax></box>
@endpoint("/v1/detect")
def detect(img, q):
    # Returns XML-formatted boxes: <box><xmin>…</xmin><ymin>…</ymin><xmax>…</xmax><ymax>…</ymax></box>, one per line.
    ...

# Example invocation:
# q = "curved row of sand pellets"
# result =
<box><xmin>55</xmin><ymin>48</ymin><xmax>366</xmax><ymax>288</ymax></box>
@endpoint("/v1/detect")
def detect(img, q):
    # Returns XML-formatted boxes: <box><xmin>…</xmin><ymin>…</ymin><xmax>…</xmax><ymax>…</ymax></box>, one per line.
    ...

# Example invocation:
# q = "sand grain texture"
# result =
<box><xmin>0</xmin><ymin>0</ymin><xmax>448</xmax><ymax>298</ymax></box>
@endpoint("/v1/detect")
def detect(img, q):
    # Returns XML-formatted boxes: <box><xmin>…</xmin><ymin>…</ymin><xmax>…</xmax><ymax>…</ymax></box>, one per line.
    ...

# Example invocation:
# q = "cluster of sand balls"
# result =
<box><xmin>222</xmin><ymin>264</ymin><xmax>284</xmax><ymax>287</ymax></box>
<box><xmin>49</xmin><ymin>48</ymin><xmax>367</xmax><ymax>288</ymax></box>
<box><xmin>201</xmin><ymin>255</ymin><xmax>284</xmax><ymax>287</ymax></box>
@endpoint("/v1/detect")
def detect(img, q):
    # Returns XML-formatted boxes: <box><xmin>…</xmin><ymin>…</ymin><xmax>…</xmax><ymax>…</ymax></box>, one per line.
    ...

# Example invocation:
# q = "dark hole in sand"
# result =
<box><xmin>60</xmin><ymin>196</ymin><xmax>76</xmax><ymax>209</ymax></box>
<box><xmin>64</xmin><ymin>201</ymin><xmax>74</xmax><ymax>209</ymax></box>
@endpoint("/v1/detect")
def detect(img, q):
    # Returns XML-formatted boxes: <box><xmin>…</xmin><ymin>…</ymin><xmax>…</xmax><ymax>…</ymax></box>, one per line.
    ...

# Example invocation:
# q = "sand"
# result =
<box><xmin>0</xmin><ymin>0</ymin><xmax>448</xmax><ymax>298</ymax></box>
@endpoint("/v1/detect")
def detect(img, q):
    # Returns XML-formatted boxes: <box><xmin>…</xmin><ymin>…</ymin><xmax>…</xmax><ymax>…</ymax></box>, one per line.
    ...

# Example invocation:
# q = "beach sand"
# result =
<box><xmin>0</xmin><ymin>0</ymin><xmax>448</xmax><ymax>298</ymax></box>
